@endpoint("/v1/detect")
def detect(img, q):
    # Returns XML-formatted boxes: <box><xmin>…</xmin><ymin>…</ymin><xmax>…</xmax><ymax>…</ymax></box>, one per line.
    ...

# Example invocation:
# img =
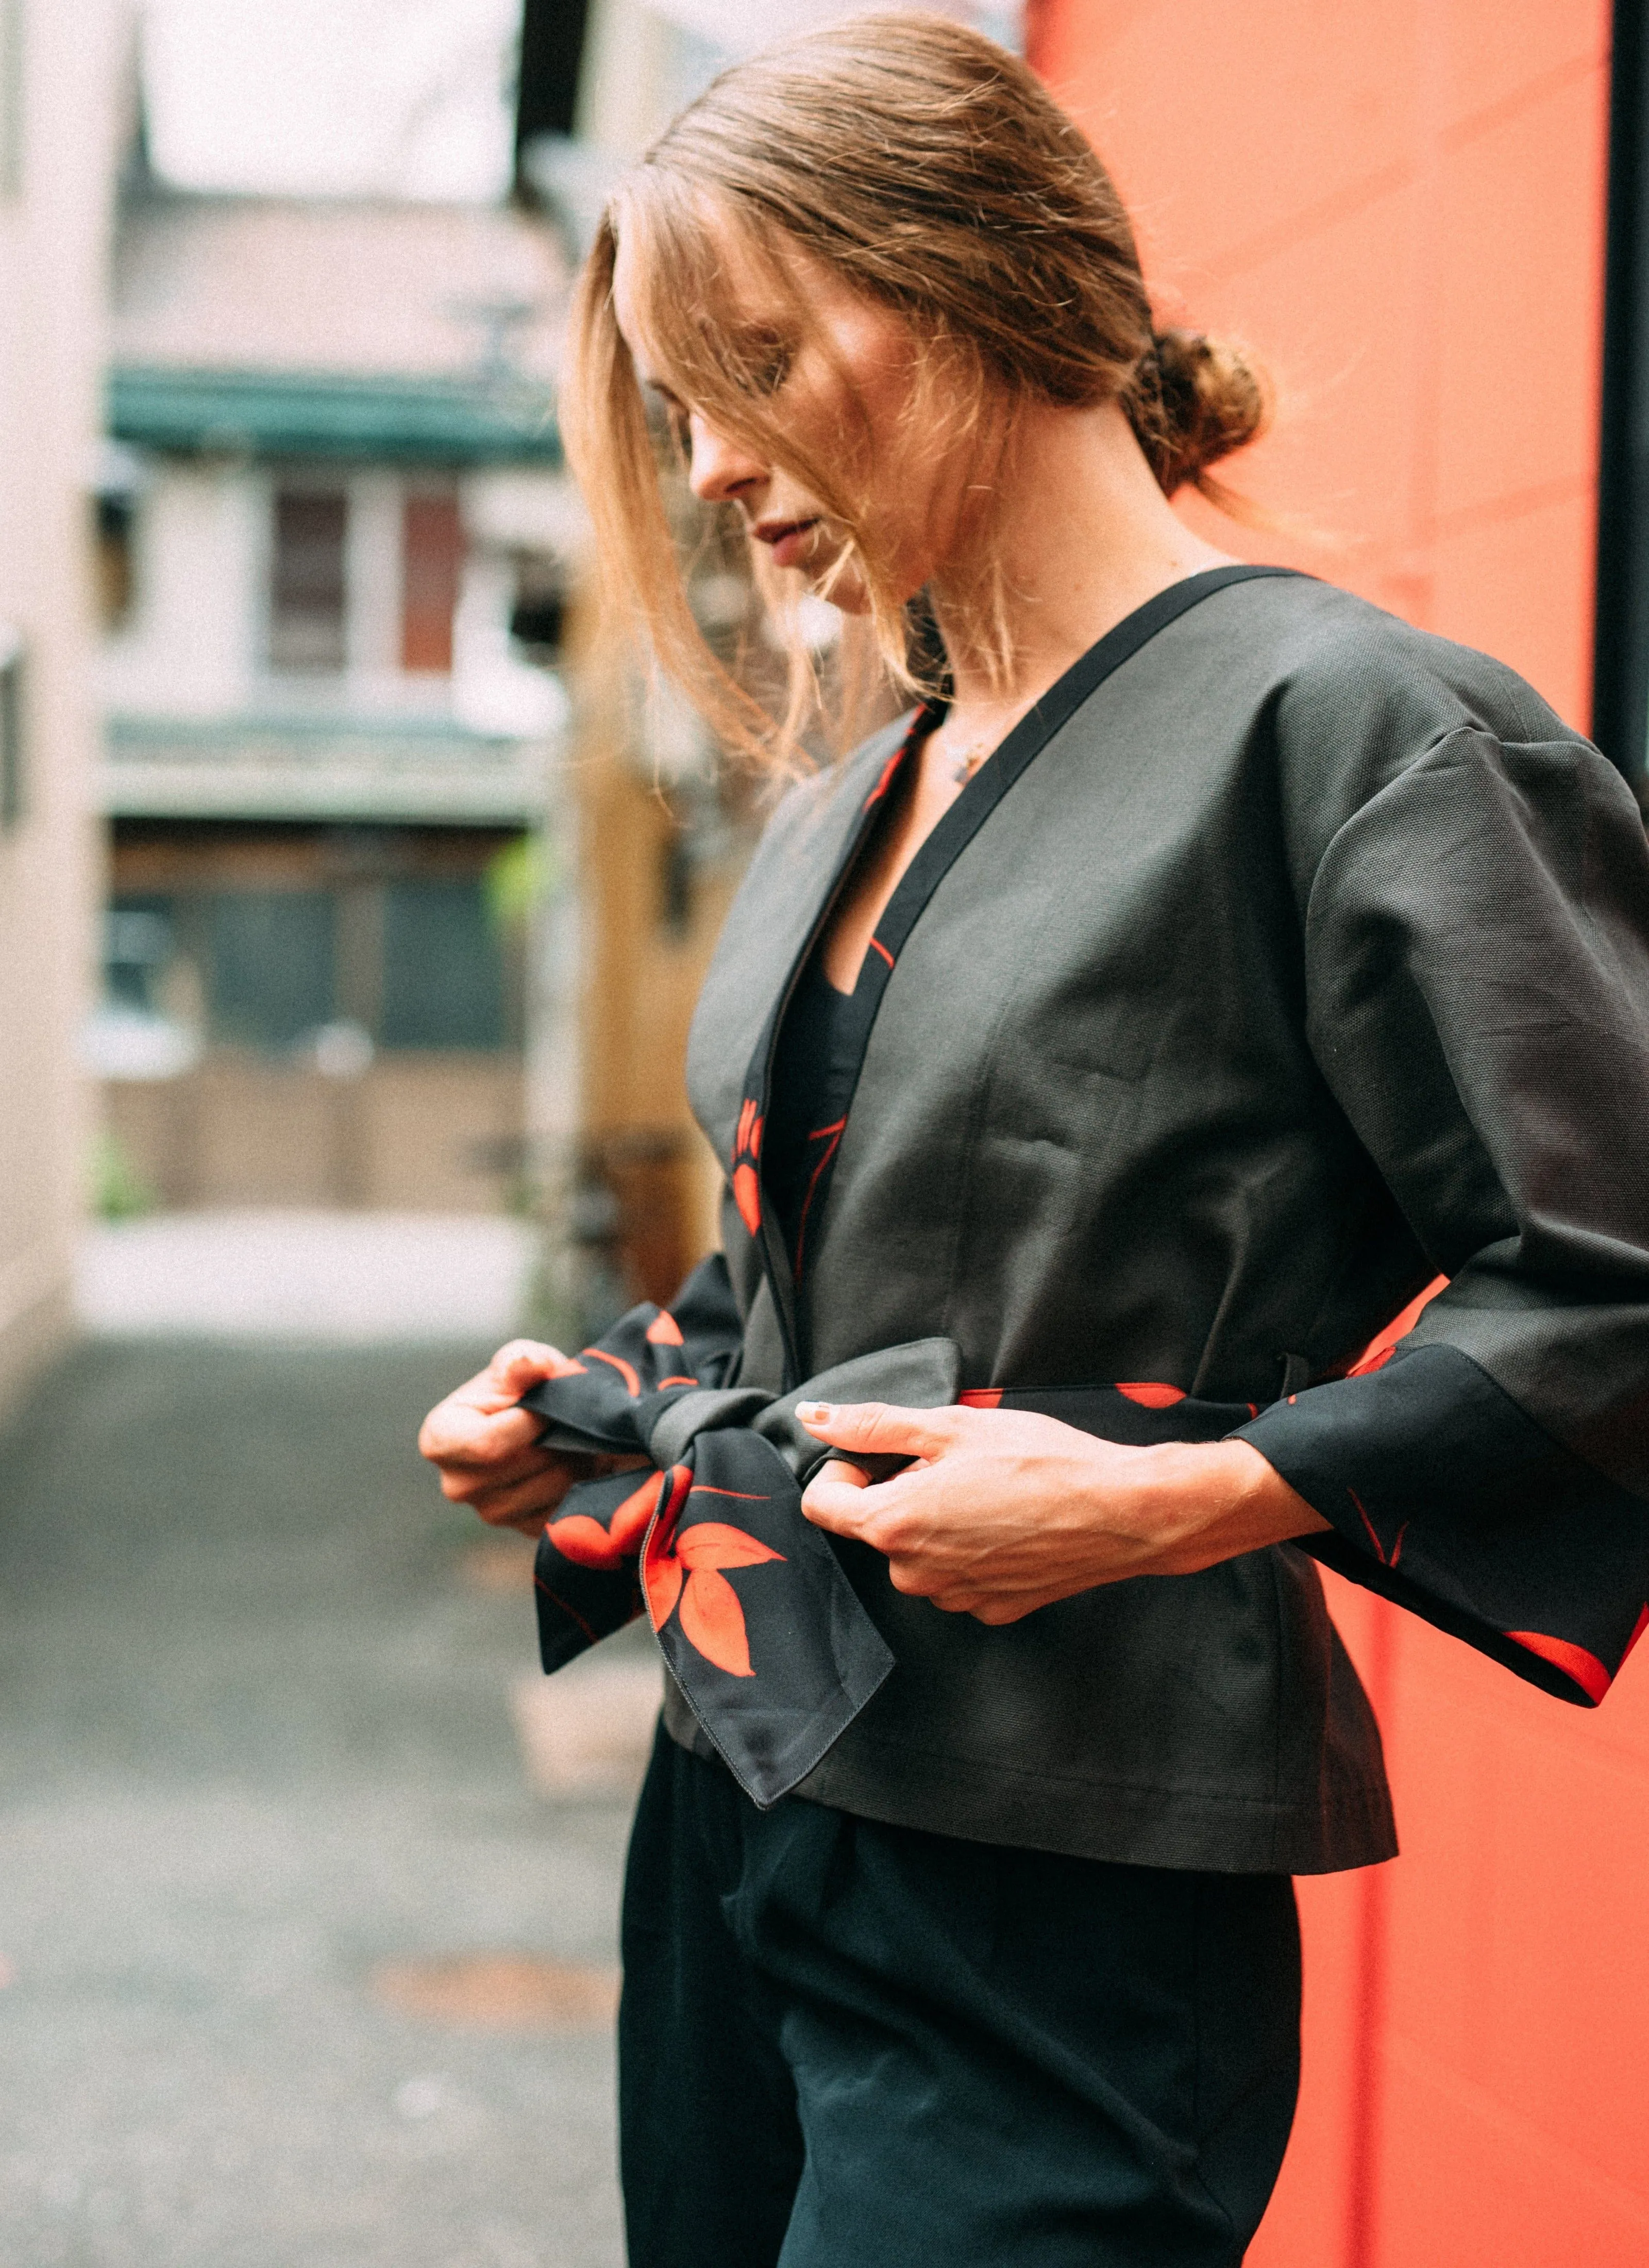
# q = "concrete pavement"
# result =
<box><xmin>0</xmin><ymin>1332</ymin><xmax>648</xmax><ymax>2267</ymax></box>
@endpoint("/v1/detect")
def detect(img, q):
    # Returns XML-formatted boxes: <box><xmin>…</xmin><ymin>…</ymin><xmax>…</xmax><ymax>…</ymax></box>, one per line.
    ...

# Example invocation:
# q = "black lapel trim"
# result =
<box><xmin>737</xmin><ymin>563</ymin><xmax>1302</xmax><ymax>1387</ymax></box>
<box><xmin>730</xmin><ymin>710</ymin><xmax>936</xmax><ymax>1385</ymax></box>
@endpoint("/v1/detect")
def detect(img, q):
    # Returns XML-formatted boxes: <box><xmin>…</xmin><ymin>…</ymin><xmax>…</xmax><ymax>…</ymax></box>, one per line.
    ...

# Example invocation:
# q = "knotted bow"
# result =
<box><xmin>521</xmin><ymin>1256</ymin><xmax>958</xmax><ymax>1807</ymax></box>
<box><xmin>520</xmin><ymin>1257</ymin><xmax>1265</xmax><ymax>1805</ymax></box>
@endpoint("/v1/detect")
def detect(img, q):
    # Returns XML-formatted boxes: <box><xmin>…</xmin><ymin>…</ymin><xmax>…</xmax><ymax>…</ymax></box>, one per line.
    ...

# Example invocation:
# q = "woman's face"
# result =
<box><xmin>612</xmin><ymin>229</ymin><xmax>968</xmax><ymax>615</ymax></box>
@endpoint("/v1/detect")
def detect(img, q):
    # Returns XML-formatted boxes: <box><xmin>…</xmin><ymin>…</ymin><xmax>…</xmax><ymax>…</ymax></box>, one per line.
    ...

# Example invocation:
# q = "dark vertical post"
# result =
<box><xmin>0</xmin><ymin>637</ymin><xmax>24</xmax><ymax>829</ymax></box>
<box><xmin>1592</xmin><ymin>0</ymin><xmax>1649</xmax><ymax>796</ymax></box>
<box><xmin>514</xmin><ymin>0</ymin><xmax>593</xmax><ymax>163</ymax></box>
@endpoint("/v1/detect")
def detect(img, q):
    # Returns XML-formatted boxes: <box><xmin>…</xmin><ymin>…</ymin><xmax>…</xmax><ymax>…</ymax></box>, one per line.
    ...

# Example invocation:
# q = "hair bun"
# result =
<box><xmin>1133</xmin><ymin>327</ymin><xmax>1269</xmax><ymax>496</ymax></box>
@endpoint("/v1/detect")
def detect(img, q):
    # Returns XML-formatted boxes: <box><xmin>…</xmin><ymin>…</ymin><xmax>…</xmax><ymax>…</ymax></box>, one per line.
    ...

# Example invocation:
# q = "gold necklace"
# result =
<box><xmin>940</xmin><ymin>733</ymin><xmax>992</xmax><ymax>787</ymax></box>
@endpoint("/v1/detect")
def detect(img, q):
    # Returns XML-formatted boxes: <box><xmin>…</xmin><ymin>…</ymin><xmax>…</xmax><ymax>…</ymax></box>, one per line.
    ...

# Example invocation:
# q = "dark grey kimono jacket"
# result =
<box><xmin>655</xmin><ymin>565</ymin><xmax>1649</xmax><ymax>1873</ymax></box>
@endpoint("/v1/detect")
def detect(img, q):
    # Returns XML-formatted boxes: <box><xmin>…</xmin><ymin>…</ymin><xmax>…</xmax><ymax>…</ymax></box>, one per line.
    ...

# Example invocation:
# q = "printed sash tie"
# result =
<box><xmin>519</xmin><ymin>1255</ymin><xmax>1268</xmax><ymax>1807</ymax></box>
<box><xmin>525</xmin><ymin>1256</ymin><xmax>1649</xmax><ymax>1783</ymax></box>
<box><xmin>522</xmin><ymin>1255</ymin><xmax>953</xmax><ymax>1806</ymax></box>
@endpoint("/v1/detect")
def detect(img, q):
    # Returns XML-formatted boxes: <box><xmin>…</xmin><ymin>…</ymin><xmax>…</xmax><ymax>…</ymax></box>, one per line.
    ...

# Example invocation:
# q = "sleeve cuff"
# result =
<box><xmin>1236</xmin><ymin>1344</ymin><xmax>1649</xmax><ymax>1707</ymax></box>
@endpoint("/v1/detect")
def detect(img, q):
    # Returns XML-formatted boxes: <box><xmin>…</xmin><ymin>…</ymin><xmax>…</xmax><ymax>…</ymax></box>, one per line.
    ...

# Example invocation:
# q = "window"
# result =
<box><xmin>98</xmin><ymin>828</ymin><xmax>525</xmax><ymax>1068</ymax></box>
<box><xmin>380</xmin><ymin>879</ymin><xmax>506</xmax><ymax>1049</ymax></box>
<box><xmin>0</xmin><ymin>0</ymin><xmax>22</xmax><ymax>199</ymax></box>
<box><xmin>105</xmin><ymin>899</ymin><xmax>177</xmax><ymax>1014</ymax></box>
<box><xmin>0</xmin><ymin>627</ymin><xmax>22</xmax><ymax>829</ymax></box>
<box><xmin>400</xmin><ymin>490</ymin><xmax>463</xmax><ymax>673</ymax></box>
<box><xmin>514</xmin><ymin>0</ymin><xmax>592</xmax><ymax>153</ymax></box>
<box><xmin>509</xmin><ymin>561</ymin><xmax>565</xmax><ymax>658</ymax></box>
<box><xmin>95</xmin><ymin>494</ymin><xmax>135</xmax><ymax>630</ymax></box>
<box><xmin>207</xmin><ymin>890</ymin><xmax>336</xmax><ymax>1049</ymax></box>
<box><xmin>268</xmin><ymin>488</ymin><xmax>348</xmax><ymax>673</ymax></box>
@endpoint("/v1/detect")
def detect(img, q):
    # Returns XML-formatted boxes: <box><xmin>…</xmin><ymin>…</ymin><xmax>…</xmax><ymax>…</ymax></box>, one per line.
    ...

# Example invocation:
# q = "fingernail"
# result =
<box><xmin>796</xmin><ymin>1402</ymin><xmax>830</xmax><ymax>1423</ymax></box>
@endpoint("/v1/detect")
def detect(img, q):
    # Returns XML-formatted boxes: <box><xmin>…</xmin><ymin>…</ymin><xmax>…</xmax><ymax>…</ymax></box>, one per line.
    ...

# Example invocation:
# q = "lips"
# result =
<box><xmin>756</xmin><ymin>518</ymin><xmax>820</xmax><ymax>569</ymax></box>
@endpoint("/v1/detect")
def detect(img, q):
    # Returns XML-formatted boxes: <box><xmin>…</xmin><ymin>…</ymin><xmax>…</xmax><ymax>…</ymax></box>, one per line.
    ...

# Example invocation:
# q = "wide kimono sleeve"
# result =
<box><xmin>1237</xmin><ymin>721</ymin><xmax>1649</xmax><ymax>1706</ymax></box>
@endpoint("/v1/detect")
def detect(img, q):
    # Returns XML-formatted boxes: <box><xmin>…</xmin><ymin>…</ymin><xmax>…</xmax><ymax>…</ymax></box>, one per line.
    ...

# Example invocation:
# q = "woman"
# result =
<box><xmin>420</xmin><ymin>15</ymin><xmax>1649</xmax><ymax>2264</ymax></box>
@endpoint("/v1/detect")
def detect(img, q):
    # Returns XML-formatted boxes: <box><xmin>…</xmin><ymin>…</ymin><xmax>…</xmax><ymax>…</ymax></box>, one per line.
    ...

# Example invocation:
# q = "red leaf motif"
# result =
<box><xmin>1117</xmin><ymin>1382</ymin><xmax>1186</xmax><ymax>1408</ymax></box>
<box><xmin>646</xmin><ymin>1309</ymin><xmax>684</xmax><ymax>1346</ymax></box>
<box><xmin>678</xmin><ymin>1522</ymin><xmax>783</xmax><ymax>1571</ymax></box>
<box><xmin>609</xmin><ymin>1474</ymin><xmax>663</xmax><ymax>1556</ymax></box>
<box><xmin>545</xmin><ymin>1513</ymin><xmax>626</xmax><ymax>1572</ymax></box>
<box><xmin>646</xmin><ymin>1555</ymin><xmax>684</xmax><ymax>1629</ymax></box>
<box><xmin>642</xmin><ymin>1465</ymin><xmax>694</xmax><ymax>1631</ymax></box>
<box><xmin>642</xmin><ymin>1497</ymin><xmax>785</xmax><ymax>1678</ymax></box>
<box><xmin>547</xmin><ymin>1473</ymin><xmax>662</xmax><ymax>1574</ymax></box>
<box><xmin>585</xmin><ymin>1347</ymin><xmax>642</xmax><ymax>1396</ymax></box>
<box><xmin>732</xmin><ymin>1163</ymin><xmax>762</xmax><ymax>1236</ymax></box>
<box><xmin>680</xmin><ymin>1567</ymin><xmax>754</xmax><ymax>1676</ymax></box>
<box><xmin>865</xmin><ymin>744</ymin><xmax>903</xmax><ymax>806</ymax></box>
<box><xmin>1349</xmin><ymin>1274</ymin><xmax>1450</xmax><ymax>1378</ymax></box>
<box><xmin>1506</xmin><ymin>1630</ymin><xmax>1612</xmax><ymax>1705</ymax></box>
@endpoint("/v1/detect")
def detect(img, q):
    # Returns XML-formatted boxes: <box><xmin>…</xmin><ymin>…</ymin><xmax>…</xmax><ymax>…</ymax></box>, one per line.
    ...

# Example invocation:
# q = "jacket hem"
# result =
<box><xmin>662</xmin><ymin>1708</ymin><xmax>1397</xmax><ymax>1874</ymax></box>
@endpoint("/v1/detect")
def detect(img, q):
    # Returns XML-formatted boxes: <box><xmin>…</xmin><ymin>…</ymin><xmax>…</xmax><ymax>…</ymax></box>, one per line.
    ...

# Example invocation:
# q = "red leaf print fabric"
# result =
<box><xmin>731</xmin><ymin>1097</ymin><xmax>765</xmax><ymax>1237</ymax></box>
<box><xmin>644</xmin><ymin>1497</ymin><xmax>785</xmax><ymax>1679</ymax></box>
<box><xmin>546</xmin><ymin>1473</ymin><xmax>661</xmax><ymax>1572</ymax></box>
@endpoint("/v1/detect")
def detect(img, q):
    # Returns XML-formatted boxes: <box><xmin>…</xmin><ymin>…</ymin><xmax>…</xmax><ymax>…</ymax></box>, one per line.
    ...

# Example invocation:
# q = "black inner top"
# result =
<box><xmin>762</xmin><ymin>708</ymin><xmax>939</xmax><ymax>1289</ymax></box>
<box><xmin>764</xmin><ymin>955</ymin><xmax>869</xmax><ymax>1282</ymax></box>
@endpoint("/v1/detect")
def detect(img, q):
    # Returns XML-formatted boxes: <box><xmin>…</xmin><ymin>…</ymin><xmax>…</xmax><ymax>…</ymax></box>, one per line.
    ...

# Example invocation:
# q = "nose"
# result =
<box><xmin>686</xmin><ymin>411</ymin><xmax>767</xmax><ymax>509</ymax></box>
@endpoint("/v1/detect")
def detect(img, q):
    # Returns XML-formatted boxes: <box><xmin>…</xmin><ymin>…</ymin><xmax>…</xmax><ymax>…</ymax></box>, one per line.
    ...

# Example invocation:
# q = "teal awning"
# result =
<box><xmin>108</xmin><ymin>365</ymin><xmax>561</xmax><ymax>467</ymax></box>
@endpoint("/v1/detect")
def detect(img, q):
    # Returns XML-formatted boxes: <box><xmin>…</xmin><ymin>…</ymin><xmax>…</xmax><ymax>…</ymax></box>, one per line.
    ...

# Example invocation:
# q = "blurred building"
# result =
<box><xmin>91</xmin><ymin>163</ymin><xmax>579</xmax><ymax>1213</ymax></box>
<box><xmin>0</xmin><ymin>0</ymin><xmax>124</xmax><ymax>1414</ymax></box>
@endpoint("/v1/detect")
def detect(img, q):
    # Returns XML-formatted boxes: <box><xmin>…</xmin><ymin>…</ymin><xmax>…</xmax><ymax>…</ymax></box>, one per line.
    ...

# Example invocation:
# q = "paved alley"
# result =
<box><xmin>0</xmin><ymin>1333</ymin><xmax>648</xmax><ymax>2268</ymax></box>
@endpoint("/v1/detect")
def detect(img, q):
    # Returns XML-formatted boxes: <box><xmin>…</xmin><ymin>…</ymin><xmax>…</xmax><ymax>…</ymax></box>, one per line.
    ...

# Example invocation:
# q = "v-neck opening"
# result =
<box><xmin>739</xmin><ymin>562</ymin><xmax>1304</xmax><ymax>1388</ymax></box>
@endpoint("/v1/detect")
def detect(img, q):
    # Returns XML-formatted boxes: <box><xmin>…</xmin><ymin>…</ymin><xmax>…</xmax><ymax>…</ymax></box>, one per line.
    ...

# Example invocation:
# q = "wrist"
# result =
<box><xmin>1120</xmin><ymin>1438</ymin><xmax>1328</xmax><ymax>1574</ymax></box>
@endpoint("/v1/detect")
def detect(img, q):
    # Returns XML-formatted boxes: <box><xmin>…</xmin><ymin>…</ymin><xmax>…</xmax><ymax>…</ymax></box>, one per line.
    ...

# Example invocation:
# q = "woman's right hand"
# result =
<box><xmin>417</xmin><ymin>1340</ymin><xmax>645</xmax><ymax>1538</ymax></box>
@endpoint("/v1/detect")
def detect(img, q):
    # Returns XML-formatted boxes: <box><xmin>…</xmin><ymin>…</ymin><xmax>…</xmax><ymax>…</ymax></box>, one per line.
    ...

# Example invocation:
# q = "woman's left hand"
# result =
<box><xmin>796</xmin><ymin>1401</ymin><xmax>1330</xmax><ymax>1624</ymax></box>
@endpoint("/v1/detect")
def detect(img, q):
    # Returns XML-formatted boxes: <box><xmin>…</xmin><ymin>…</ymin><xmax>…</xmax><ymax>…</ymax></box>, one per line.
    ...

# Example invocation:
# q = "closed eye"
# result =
<box><xmin>643</xmin><ymin>384</ymin><xmax>692</xmax><ymax>457</ymax></box>
<box><xmin>729</xmin><ymin>326</ymin><xmax>796</xmax><ymax>398</ymax></box>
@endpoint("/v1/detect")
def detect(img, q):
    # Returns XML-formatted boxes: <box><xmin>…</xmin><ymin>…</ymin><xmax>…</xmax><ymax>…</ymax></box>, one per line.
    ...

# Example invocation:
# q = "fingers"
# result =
<box><xmin>799</xmin><ymin>1470</ymin><xmax>893</xmax><ymax>1539</ymax></box>
<box><xmin>464</xmin><ymin>1465</ymin><xmax>581</xmax><ymax>1532</ymax></box>
<box><xmin>800</xmin><ymin>1460</ymin><xmax>1076</xmax><ymax>1625</ymax></box>
<box><xmin>433</xmin><ymin>1443</ymin><xmax>564</xmax><ymax>1504</ymax></box>
<box><xmin>487</xmin><ymin>1338</ymin><xmax>573</xmax><ymax>1390</ymax></box>
<box><xmin>927</xmin><ymin>1589</ymin><xmax>1046</xmax><ymax>1624</ymax></box>
<box><xmin>801</xmin><ymin>1452</ymin><xmax>870</xmax><ymax>1504</ymax></box>
<box><xmin>418</xmin><ymin>1397</ymin><xmax>546</xmax><ymax>1470</ymax></box>
<box><xmin>794</xmin><ymin>1399</ymin><xmax>961</xmax><ymax>1462</ymax></box>
<box><xmin>419</xmin><ymin>1338</ymin><xmax>584</xmax><ymax>1465</ymax></box>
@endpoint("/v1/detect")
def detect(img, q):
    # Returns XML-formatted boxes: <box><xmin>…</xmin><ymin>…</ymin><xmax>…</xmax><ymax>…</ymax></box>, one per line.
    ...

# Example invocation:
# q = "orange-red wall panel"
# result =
<box><xmin>1027</xmin><ymin>6</ymin><xmax>1641</xmax><ymax>2264</ymax></box>
<box><xmin>1031</xmin><ymin>0</ymin><xmax>1609</xmax><ymax>718</ymax></box>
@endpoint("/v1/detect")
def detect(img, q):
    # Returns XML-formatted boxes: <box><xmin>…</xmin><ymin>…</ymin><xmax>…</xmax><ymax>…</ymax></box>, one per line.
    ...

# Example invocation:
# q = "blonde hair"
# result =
<box><xmin>560</xmin><ymin>11</ymin><xmax>1269</xmax><ymax>770</ymax></box>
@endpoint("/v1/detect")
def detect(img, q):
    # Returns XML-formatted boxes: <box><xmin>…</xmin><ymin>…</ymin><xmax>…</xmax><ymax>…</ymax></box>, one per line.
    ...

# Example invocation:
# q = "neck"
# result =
<box><xmin>927</xmin><ymin>398</ymin><xmax>1236</xmax><ymax>727</ymax></box>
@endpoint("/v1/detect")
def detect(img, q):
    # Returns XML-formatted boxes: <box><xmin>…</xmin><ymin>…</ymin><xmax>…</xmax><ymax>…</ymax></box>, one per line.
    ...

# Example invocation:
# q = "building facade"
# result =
<box><xmin>94</xmin><ymin>178</ymin><xmax>578</xmax><ymax>1215</ymax></box>
<box><xmin>0</xmin><ymin>0</ymin><xmax>122</xmax><ymax>1414</ymax></box>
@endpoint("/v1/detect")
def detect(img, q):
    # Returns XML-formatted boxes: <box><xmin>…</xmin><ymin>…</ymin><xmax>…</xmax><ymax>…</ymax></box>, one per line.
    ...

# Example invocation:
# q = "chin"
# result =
<box><xmin>807</xmin><ymin>564</ymin><xmax>871</xmax><ymax>615</ymax></box>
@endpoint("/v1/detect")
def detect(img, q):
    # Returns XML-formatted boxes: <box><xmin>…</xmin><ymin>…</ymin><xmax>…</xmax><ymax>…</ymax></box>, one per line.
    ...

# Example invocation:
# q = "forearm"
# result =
<box><xmin>1130</xmin><ymin>1439</ymin><xmax>1331</xmax><ymax>1576</ymax></box>
<box><xmin>801</xmin><ymin>1403</ymin><xmax>1334</xmax><ymax>1621</ymax></box>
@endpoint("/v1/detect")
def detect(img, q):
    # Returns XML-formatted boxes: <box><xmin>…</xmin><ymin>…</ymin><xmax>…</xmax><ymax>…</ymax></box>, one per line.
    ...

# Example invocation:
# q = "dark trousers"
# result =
<box><xmin>618</xmin><ymin>1729</ymin><xmax>1301</xmax><ymax>2268</ymax></box>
